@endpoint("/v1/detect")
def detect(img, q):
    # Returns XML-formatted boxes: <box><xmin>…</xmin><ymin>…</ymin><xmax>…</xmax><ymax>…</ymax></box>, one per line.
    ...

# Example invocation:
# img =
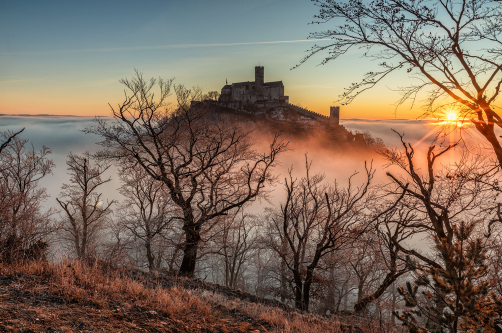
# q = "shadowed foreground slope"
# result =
<box><xmin>0</xmin><ymin>260</ymin><xmax>386</xmax><ymax>333</ymax></box>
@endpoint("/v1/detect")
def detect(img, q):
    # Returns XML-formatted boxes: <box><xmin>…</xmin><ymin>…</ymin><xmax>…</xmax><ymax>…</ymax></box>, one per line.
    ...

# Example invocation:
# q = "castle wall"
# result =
<box><xmin>263</xmin><ymin>85</ymin><xmax>282</xmax><ymax>100</ymax></box>
<box><xmin>288</xmin><ymin>104</ymin><xmax>329</xmax><ymax>120</ymax></box>
<box><xmin>220</xmin><ymin>87</ymin><xmax>232</xmax><ymax>102</ymax></box>
<box><xmin>230</xmin><ymin>83</ymin><xmax>257</xmax><ymax>104</ymax></box>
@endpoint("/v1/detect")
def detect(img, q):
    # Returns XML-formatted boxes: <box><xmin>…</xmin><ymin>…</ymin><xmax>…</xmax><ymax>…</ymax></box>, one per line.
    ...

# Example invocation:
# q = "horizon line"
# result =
<box><xmin>0</xmin><ymin>113</ymin><xmax>430</xmax><ymax>121</ymax></box>
<box><xmin>0</xmin><ymin>39</ymin><xmax>334</xmax><ymax>56</ymax></box>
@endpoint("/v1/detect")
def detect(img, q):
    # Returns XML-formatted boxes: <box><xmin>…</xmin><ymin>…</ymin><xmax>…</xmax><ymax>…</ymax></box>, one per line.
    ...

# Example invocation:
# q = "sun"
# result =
<box><xmin>431</xmin><ymin>109</ymin><xmax>469</xmax><ymax>127</ymax></box>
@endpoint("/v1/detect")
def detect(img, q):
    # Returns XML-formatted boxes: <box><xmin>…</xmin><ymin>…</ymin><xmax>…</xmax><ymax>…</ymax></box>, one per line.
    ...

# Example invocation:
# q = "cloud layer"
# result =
<box><xmin>0</xmin><ymin>115</ymin><xmax>482</xmax><ymax>213</ymax></box>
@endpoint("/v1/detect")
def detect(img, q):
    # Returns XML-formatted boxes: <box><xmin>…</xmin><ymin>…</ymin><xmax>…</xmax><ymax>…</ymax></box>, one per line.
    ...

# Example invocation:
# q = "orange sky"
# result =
<box><xmin>0</xmin><ymin>61</ymin><xmax>426</xmax><ymax>119</ymax></box>
<box><xmin>0</xmin><ymin>1</ymin><xmax>441</xmax><ymax>120</ymax></box>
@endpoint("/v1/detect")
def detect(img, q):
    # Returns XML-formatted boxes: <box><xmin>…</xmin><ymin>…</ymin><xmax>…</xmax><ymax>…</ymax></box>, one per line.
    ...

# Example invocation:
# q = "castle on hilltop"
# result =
<box><xmin>219</xmin><ymin>66</ymin><xmax>289</xmax><ymax>109</ymax></box>
<box><xmin>218</xmin><ymin>66</ymin><xmax>341</xmax><ymax>127</ymax></box>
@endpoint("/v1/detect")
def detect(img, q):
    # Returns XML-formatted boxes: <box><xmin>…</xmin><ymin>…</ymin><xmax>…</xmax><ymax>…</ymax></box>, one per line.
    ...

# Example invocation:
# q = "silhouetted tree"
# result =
<box><xmin>86</xmin><ymin>71</ymin><xmax>288</xmax><ymax>276</ymax></box>
<box><xmin>268</xmin><ymin>157</ymin><xmax>376</xmax><ymax>311</ymax></box>
<box><xmin>380</xmin><ymin>133</ymin><xmax>502</xmax><ymax>329</ymax></box>
<box><xmin>202</xmin><ymin>91</ymin><xmax>220</xmax><ymax>101</ymax></box>
<box><xmin>316</xmin><ymin>249</ymin><xmax>355</xmax><ymax>314</ymax></box>
<box><xmin>301</xmin><ymin>0</ymin><xmax>502</xmax><ymax>167</ymax></box>
<box><xmin>349</xmin><ymin>232</ymin><xmax>383</xmax><ymax>309</ymax></box>
<box><xmin>382</xmin><ymin>133</ymin><xmax>500</xmax><ymax>267</ymax></box>
<box><xmin>0</xmin><ymin>128</ymin><xmax>23</xmax><ymax>155</ymax></box>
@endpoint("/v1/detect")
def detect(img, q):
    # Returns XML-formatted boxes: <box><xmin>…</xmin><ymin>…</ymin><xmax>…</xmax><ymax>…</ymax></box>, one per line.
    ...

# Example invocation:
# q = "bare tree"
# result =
<box><xmin>353</xmin><ymin>202</ymin><xmax>416</xmax><ymax>312</ymax></box>
<box><xmin>382</xmin><ymin>134</ymin><xmax>498</xmax><ymax>266</ymax></box>
<box><xmin>85</xmin><ymin>71</ymin><xmax>288</xmax><ymax>276</ymax></box>
<box><xmin>379</xmin><ymin>134</ymin><xmax>502</xmax><ymax>328</ymax></box>
<box><xmin>202</xmin><ymin>91</ymin><xmax>220</xmax><ymax>101</ymax></box>
<box><xmin>57</xmin><ymin>152</ymin><xmax>114</xmax><ymax>259</ymax></box>
<box><xmin>348</xmin><ymin>232</ymin><xmax>383</xmax><ymax>307</ymax></box>
<box><xmin>117</xmin><ymin>165</ymin><xmax>174</xmax><ymax>272</ymax></box>
<box><xmin>316</xmin><ymin>250</ymin><xmax>355</xmax><ymax>314</ymax></box>
<box><xmin>301</xmin><ymin>0</ymin><xmax>502</xmax><ymax>166</ymax></box>
<box><xmin>210</xmin><ymin>212</ymin><xmax>259</xmax><ymax>289</ymax></box>
<box><xmin>251</xmin><ymin>243</ymin><xmax>278</xmax><ymax>298</ymax></box>
<box><xmin>0</xmin><ymin>131</ymin><xmax>54</xmax><ymax>261</ymax></box>
<box><xmin>0</xmin><ymin>128</ymin><xmax>24</xmax><ymax>155</ymax></box>
<box><xmin>268</xmin><ymin>157</ymin><xmax>375</xmax><ymax>311</ymax></box>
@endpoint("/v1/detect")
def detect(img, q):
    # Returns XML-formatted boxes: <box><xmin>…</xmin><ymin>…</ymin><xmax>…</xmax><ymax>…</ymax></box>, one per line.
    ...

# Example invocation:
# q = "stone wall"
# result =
<box><xmin>287</xmin><ymin>104</ymin><xmax>329</xmax><ymax>121</ymax></box>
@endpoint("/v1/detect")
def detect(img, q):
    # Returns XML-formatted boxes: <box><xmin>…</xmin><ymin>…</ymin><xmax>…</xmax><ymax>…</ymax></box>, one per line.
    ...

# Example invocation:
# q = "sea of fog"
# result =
<box><xmin>0</xmin><ymin>115</ymin><xmax>489</xmax><ymax>214</ymax></box>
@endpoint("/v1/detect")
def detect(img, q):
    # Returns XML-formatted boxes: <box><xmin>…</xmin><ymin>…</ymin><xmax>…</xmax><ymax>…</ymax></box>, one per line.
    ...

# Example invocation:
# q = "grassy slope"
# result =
<box><xmin>0</xmin><ymin>260</ymin><xmax>383</xmax><ymax>333</ymax></box>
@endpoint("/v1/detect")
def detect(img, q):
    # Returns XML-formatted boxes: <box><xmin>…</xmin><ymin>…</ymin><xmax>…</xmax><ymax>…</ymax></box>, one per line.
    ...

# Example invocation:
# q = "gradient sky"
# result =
<box><xmin>1</xmin><ymin>0</ymin><xmax>429</xmax><ymax>118</ymax></box>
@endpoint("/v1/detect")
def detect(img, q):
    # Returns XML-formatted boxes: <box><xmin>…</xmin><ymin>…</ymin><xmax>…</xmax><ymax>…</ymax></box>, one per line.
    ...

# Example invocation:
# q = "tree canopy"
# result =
<box><xmin>301</xmin><ymin>0</ymin><xmax>502</xmax><ymax>166</ymax></box>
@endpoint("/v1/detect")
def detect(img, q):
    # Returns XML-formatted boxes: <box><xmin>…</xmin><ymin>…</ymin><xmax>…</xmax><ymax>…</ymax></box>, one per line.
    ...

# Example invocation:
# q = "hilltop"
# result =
<box><xmin>200</xmin><ymin>101</ymin><xmax>384</xmax><ymax>150</ymax></box>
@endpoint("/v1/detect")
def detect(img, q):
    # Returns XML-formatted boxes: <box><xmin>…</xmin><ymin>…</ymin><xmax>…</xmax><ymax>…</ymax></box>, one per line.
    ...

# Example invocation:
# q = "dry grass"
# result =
<box><xmin>0</xmin><ymin>259</ymin><xmax>395</xmax><ymax>332</ymax></box>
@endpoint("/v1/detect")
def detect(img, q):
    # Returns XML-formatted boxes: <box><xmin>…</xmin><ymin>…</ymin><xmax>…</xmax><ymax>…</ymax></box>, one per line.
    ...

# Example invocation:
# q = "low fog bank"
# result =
<box><xmin>344</xmin><ymin>118</ymin><xmax>433</xmax><ymax>143</ymax></box>
<box><xmin>0</xmin><ymin>116</ymin><xmax>123</xmax><ymax>210</ymax></box>
<box><xmin>0</xmin><ymin>115</ymin><xmax>472</xmax><ymax>211</ymax></box>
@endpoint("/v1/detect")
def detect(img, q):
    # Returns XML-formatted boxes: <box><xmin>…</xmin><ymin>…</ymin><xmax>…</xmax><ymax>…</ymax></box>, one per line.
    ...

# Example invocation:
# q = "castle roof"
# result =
<box><xmin>230</xmin><ymin>81</ymin><xmax>252</xmax><ymax>87</ymax></box>
<box><xmin>228</xmin><ymin>81</ymin><xmax>284</xmax><ymax>88</ymax></box>
<box><xmin>264</xmin><ymin>81</ymin><xmax>283</xmax><ymax>87</ymax></box>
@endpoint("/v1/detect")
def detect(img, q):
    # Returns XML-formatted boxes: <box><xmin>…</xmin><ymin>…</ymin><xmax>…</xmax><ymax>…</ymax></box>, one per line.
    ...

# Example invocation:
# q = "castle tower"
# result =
<box><xmin>255</xmin><ymin>66</ymin><xmax>264</xmax><ymax>100</ymax></box>
<box><xmin>330</xmin><ymin>106</ymin><xmax>340</xmax><ymax>127</ymax></box>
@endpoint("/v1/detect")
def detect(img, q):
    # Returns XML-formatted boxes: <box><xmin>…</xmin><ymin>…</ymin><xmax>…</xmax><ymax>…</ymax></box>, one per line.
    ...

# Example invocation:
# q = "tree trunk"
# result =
<box><xmin>390</xmin><ymin>281</ymin><xmax>396</xmax><ymax>327</ymax></box>
<box><xmin>357</xmin><ymin>278</ymin><xmax>364</xmax><ymax>304</ymax></box>
<box><xmin>295</xmin><ymin>284</ymin><xmax>304</xmax><ymax>311</ymax></box>
<box><xmin>154</xmin><ymin>247</ymin><xmax>163</xmax><ymax>270</ymax></box>
<box><xmin>484</xmin><ymin>126</ymin><xmax>502</xmax><ymax>169</ymax></box>
<box><xmin>302</xmin><ymin>279</ymin><xmax>312</xmax><ymax>312</ymax></box>
<box><xmin>293</xmin><ymin>271</ymin><xmax>304</xmax><ymax>310</ymax></box>
<box><xmin>475</xmin><ymin>106</ymin><xmax>502</xmax><ymax>168</ymax></box>
<box><xmin>168</xmin><ymin>245</ymin><xmax>181</xmax><ymax>271</ymax></box>
<box><xmin>301</xmin><ymin>267</ymin><xmax>316</xmax><ymax>312</ymax></box>
<box><xmin>354</xmin><ymin>270</ymin><xmax>406</xmax><ymax>312</ymax></box>
<box><xmin>179</xmin><ymin>224</ymin><xmax>201</xmax><ymax>276</ymax></box>
<box><xmin>145</xmin><ymin>238</ymin><xmax>155</xmax><ymax>272</ymax></box>
<box><xmin>280</xmin><ymin>238</ymin><xmax>288</xmax><ymax>303</ymax></box>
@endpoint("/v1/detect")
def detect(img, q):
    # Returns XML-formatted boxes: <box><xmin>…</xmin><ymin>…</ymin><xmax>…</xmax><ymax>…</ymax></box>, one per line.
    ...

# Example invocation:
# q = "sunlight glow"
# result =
<box><xmin>431</xmin><ymin>110</ymin><xmax>469</xmax><ymax>128</ymax></box>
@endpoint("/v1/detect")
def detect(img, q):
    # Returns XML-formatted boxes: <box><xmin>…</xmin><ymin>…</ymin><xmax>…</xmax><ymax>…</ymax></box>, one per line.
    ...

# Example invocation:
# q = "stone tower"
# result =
<box><xmin>255</xmin><ymin>66</ymin><xmax>264</xmax><ymax>100</ymax></box>
<box><xmin>330</xmin><ymin>106</ymin><xmax>340</xmax><ymax>127</ymax></box>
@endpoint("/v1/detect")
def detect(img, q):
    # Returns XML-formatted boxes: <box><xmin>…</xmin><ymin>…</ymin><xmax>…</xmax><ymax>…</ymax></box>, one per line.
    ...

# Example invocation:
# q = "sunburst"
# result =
<box><xmin>412</xmin><ymin>110</ymin><xmax>470</xmax><ymax>152</ymax></box>
<box><xmin>431</xmin><ymin>110</ymin><xmax>469</xmax><ymax>127</ymax></box>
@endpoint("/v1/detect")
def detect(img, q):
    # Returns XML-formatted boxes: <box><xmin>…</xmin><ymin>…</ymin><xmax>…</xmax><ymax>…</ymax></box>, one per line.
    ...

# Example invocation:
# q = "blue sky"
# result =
<box><xmin>0</xmin><ymin>0</ymin><xmax>422</xmax><ymax>118</ymax></box>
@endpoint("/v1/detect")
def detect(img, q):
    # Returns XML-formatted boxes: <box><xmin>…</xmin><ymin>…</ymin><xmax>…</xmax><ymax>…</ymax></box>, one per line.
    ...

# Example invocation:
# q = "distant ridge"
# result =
<box><xmin>0</xmin><ymin>114</ymin><xmax>99</xmax><ymax>118</ymax></box>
